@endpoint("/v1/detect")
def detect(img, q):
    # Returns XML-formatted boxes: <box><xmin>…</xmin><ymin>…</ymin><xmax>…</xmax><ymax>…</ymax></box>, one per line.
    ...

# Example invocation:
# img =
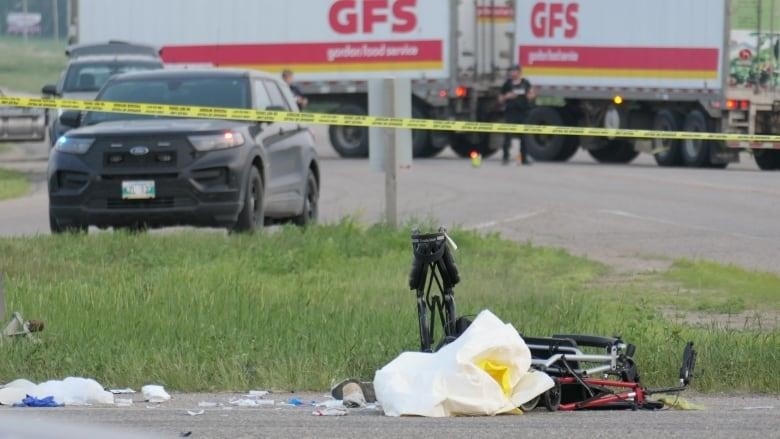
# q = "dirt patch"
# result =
<box><xmin>586</xmin><ymin>270</ymin><xmax>779</xmax><ymax>331</ymax></box>
<box><xmin>661</xmin><ymin>307</ymin><xmax>779</xmax><ymax>331</ymax></box>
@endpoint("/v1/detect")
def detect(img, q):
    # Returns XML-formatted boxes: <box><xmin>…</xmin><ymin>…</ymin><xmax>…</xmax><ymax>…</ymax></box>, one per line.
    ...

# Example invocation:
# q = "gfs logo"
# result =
<box><xmin>531</xmin><ymin>2</ymin><xmax>579</xmax><ymax>38</ymax></box>
<box><xmin>329</xmin><ymin>0</ymin><xmax>418</xmax><ymax>34</ymax></box>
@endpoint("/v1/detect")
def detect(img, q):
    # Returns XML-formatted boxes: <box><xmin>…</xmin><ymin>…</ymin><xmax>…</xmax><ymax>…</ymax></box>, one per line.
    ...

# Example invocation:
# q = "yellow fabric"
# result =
<box><xmin>478</xmin><ymin>360</ymin><xmax>512</xmax><ymax>396</ymax></box>
<box><xmin>655</xmin><ymin>394</ymin><xmax>705</xmax><ymax>410</ymax></box>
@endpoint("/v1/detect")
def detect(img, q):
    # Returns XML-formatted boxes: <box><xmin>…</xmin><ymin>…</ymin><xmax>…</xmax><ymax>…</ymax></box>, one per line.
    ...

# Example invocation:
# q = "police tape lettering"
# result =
<box><xmin>3</xmin><ymin>95</ymin><xmax>780</xmax><ymax>143</ymax></box>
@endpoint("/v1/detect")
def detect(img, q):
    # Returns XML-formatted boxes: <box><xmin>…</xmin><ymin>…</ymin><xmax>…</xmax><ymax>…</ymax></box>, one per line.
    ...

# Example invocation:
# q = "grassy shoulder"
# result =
<box><xmin>0</xmin><ymin>168</ymin><xmax>30</xmax><ymax>200</ymax></box>
<box><xmin>0</xmin><ymin>36</ymin><xmax>66</xmax><ymax>94</ymax></box>
<box><xmin>0</xmin><ymin>222</ymin><xmax>777</xmax><ymax>394</ymax></box>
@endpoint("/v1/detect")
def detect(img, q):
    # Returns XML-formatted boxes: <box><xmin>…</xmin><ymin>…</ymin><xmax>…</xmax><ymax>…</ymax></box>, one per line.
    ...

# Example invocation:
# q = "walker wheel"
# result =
<box><xmin>519</xmin><ymin>395</ymin><xmax>540</xmax><ymax>412</ymax></box>
<box><xmin>544</xmin><ymin>381</ymin><xmax>561</xmax><ymax>411</ymax></box>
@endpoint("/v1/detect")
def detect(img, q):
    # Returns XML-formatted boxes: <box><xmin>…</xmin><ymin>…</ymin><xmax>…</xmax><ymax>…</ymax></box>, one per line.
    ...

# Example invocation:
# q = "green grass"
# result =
<box><xmin>0</xmin><ymin>222</ymin><xmax>777</xmax><ymax>394</ymax></box>
<box><xmin>0</xmin><ymin>36</ymin><xmax>66</xmax><ymax>94</ymax></box>
<box><xmin>0</xmin><ymin>169</ymin><xmax>30</xmax><ymax>200</ymax></box>
<box><xmin>0</xmin><ymin>143</ymin><xmax>9</xmax><ymax>154</ymax></box>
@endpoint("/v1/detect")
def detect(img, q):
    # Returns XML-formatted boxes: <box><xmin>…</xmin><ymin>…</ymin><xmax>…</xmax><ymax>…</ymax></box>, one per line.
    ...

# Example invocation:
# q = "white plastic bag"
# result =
<box><xmin>0</xmin><ymin>378</ymin><xmax>36</xmax><ymax>405</ymax></box>
<box><xmin>374</xmin><ymin>309</ymin><xmax>554</xmax><ymax>417</ymax></box>
<box><xmin>0</xmin><ymin>377</ymin><xmax>113</xmax><ymax>406</ymax></box>
<box><xmin>141</xmin><ymin>385</ymin><xmax>171</xmax><ymax>403</ymax></box>
<box><xmin>34</xmin><ymin>377</ymin><xmax>114</xmax><ymax>406</ymax></box>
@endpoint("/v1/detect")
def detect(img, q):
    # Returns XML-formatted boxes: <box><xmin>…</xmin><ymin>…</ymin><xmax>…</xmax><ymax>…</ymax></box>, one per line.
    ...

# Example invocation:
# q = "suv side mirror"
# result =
<box><xmin>42</xmin><ymin>84</ymin><xmax>58</xmax><ymax>96</ymax></box>
<box><xmin>59</xmin><ymin>110</ymin><xmax>81</xmax><ymax>128</ymax></box>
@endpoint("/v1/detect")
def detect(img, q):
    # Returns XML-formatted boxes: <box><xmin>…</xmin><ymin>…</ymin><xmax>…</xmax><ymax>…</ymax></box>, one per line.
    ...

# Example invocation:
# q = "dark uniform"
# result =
<box><xmin>501</xmin><ymin>76</ymin><xmax>532</xmax><ymax>164</ymax></box>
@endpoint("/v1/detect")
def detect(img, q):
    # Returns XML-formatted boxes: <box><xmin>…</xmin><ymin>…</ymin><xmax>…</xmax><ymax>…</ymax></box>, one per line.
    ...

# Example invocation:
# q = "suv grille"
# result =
<box><xmin>104</xmin><ymin>151</ymin><xmax>177</xmax><ymax>168</ymax></box>
<box><xmin>105</xmin><ymin>197</ymin><xmax>195</xmax><ymax>209</ymax></box>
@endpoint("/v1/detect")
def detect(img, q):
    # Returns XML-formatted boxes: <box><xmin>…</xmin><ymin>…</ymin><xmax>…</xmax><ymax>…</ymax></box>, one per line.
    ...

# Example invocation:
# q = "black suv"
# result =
<box><xmin>48</xmin><ymin>69</ymin><xmax>320</xmax><ymax>233</ymax></box>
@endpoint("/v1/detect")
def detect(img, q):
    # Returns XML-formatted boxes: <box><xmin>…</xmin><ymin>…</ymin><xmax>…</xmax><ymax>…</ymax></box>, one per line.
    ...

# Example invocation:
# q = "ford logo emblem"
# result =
<box><xmin>129</xmin><ymin>146</ymin><xmax>150</xmax><ymax>156</ymax></box>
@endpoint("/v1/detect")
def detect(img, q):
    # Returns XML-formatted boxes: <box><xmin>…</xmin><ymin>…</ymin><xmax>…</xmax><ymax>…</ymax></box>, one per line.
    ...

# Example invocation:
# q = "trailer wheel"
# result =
<box><xmin>329</xmin><ymin>103</ymin><xmax>369</xmax><ymax>158</ymax></box>
<box><xmin>652</xmin><ymin>109</ymin><xmax>683</xmax><ymax>167</ymax></box>
<box><xmin>450</xmin><ymin>132</ymin><xmax>497</xmax><ymax>158</ymax></box>
<box><xmin>588</xmin><ymin>139</ymin><xmax>639</xmax><ymax>164</ymax></box>
<box><xmin>524</xmin><ymin>106</ymin><xmax>566</xmax><ymax>161</ymax></box>
<box><xmin>754</xmin><ymin>149</ymin><xmax>780</xmax><ymax>170</ymax></box>
<box><xmin>681</xmin><ymin>110</ymin><xmax>711</xmax><ymax>167</ymax></box>
<box><xmin>328</xmin><ymin>104</ymin><xmax>437</xmax><ymax>159</ymax></box>
<box><xmin>411</xmin><ymin>105</ymin><xmax>440</xmax><ymax>158</ymax></box>
<box><xmin>557</xmin><ymin>136</ymin><xmax>580</xmax><ymax>161</ymax></box>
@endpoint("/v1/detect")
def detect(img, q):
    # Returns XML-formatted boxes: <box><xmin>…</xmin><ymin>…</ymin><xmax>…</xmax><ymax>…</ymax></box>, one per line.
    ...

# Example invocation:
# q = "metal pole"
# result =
<box><xmin>53</xmin><ymin>0</ymin><xmax>60</xmax><ymax>41</ymax></box>
<box><xmin>384</xmin><ymin>79</ymin><xmax>398</xmax><ymax>228</ymax></box>
<box><xmin>756</xmin><ymin>0</ymin><xmax>763</xmax><ymax>94</ymax></box>
<box><xmin>22</xmin><ymin>0</ymin><xmax>29</xmax><ymax>43</ymax></box>
<box><xmin>66</xmin><ymin>0</ymin><xmax>73</xmax><ymax>43</ymax></box>
<box><xmin>472</xmin><ymin>0</ymin><xmax>479</xmax><ymax>84</ymax></box>
<box><xmin>772</xmin><ymin>0</ymin><xmax>777</xmax><ymax>91</ymax></box>
<box><xmin>490</xmin><ymin>0</ymin><xmax>496</xmax><ymax>80</ymax></box>
<box><xmin>0</xmin><ymin>273</ymin><xmax>5</xmax><ymax>320</ymax></box>
<box><xmin>449</xmin><ymin>0</ymin><xmax>460</xmax><ymax>86</ymax></box>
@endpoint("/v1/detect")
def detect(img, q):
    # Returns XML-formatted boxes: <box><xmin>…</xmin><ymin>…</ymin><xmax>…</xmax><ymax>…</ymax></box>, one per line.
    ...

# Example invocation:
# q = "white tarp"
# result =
<box><xmin>374</xmin><ymin>309</ymin><xmax>554</xmax><ymax>417</ymax></box>
<box><xmin>0</xmin><ymin>377</ymin><xmax>114</xmax><ymax>406</ymax></box>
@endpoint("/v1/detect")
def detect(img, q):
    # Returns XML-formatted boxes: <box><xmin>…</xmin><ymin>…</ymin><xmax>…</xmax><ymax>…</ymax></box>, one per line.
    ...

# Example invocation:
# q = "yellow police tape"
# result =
<box><xmin>3</xmin><ymin>95</ymin><xmax>780</xmax><ymax>143</ymax></box>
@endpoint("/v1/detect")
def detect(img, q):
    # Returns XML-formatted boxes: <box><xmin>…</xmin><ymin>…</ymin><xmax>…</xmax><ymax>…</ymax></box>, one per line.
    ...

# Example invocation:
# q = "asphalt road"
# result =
<box><xmin>0</xmin><ymin>131</ymin><xmax>778</xmax><ymax>437</ymax></box>
<box><xmin>0</xmin><ymin>392</ymin><xmax>777</xmax><ymax>439</ymax></box>
<box><xmin>2</xmin><ymin>128</ymin><xmax>778</xmax><ymax>275</ymax></box>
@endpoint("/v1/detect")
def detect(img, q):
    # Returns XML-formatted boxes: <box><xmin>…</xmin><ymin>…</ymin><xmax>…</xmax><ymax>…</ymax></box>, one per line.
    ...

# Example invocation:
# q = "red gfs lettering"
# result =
<box><xmin>531</xmin><ymin>2</ymin><xmax>578</xmax><ymax>38</ymax></box>
<box><xmin>329</xmin><ymin>0</ymin><xmax>417</xmax><ymax>34</ymax></box>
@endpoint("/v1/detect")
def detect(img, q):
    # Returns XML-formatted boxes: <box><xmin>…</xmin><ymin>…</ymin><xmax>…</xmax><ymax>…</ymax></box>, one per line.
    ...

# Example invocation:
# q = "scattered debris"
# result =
<box><xmin>109</xmin><ymin>388</ymin><xmax>135</xmax><ymax>394</ymax></box>
<box><xmin>331</xmin><ymin>379</ymin><xmax>376</xmax><ymax>403</ymax></box>
<box><xmin>229</xmin><ymin>398</ymin><xmax>274</xmax><ymax>407</ymax></box>
<box><xmin>341</xmin><ymin>382</ymin><xmax>366</xmax><ymax>408</ymax></box>
<box><xmin>198</xmin><ymin>401</ymin><xmax>219</xmax><ymax>408</ymax></box>
<box><xmin>141</xmin><ymin>385</ymin><xmax>171</xmax><ymax>403</ymax></box>
<box><xmin>179</xmin><ymin>431</ymin><xmax>193</xmax><ymax>437</ymax></box>
<box><xmin>0</xmin><ymin>311</ymin><xmax>45</xmax><ymax>344</ymax></box>
<box><xmin>115</xmin><ymin>398</ymin><xmax>133</xmax><ymax>407</ymax></box>
<box><xmin>315</xmin><ymin>399</ymin><xmax>346</xmax><ymax>409</ymax></box>
<box><xmin>312</xmin><ymin>407</ymin><xmax>348</xmax><ymax>416</ymax></box>
<box><xmin>743</xmin><ymin>406</ymin><xmax>774</xmax><ymax>410</ymax></box>
<box><xmin>186</xmin><ymin>409</ymin><xmax>205</xmax><ymax>416</ymax></box>
<box><xmin>286</xmin><ymin>397</ymin><xmax>316</xmax><ymax>407</ymax></box>
<box><xmin>246</xmin><ymin>390</ymin><xmax>269</xmax><ymax>397</ymax></box>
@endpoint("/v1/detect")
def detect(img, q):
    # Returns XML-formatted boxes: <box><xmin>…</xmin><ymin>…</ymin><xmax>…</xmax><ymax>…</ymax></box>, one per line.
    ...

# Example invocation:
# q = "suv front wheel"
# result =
<box><xmin>49</xmin><ymin>210</ymin><xmax>88</xmax><ymax>234</ymax></box>
<box><xmin>231</xmin><ymin>167</ymin><xmax>264</xmax><ymax>233</ymax></box>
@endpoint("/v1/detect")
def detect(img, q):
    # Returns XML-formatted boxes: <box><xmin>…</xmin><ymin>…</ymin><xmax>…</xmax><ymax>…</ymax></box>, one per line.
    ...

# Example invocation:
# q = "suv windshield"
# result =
<box><xmin>63</xmin><ymin>61</ymin><xmax>163</xmax><ymax>92</ymax></box>
<box><xmin>82</xmin><ymin>76</ymin><xmax>251</xmax><ymax>125</ymax></box>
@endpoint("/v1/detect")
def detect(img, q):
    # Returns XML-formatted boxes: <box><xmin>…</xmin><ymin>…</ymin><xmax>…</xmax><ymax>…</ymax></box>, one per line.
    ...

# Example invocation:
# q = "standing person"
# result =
<box><xmin>498</xmin><ymin>65</ymin><xmax>535</xmax><ymax>165</ymax></box>
<box><xmin>281</xmin><ymin>69</ymin><xmax>308</xmax><ymax>109</ymax></box>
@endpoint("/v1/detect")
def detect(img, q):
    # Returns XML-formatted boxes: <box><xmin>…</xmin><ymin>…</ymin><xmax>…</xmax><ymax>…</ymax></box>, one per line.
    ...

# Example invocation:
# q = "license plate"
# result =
<box><xmin>121</xmin><ymin>180</ymin><xmax>156</xmax><ymax>199</ymax></box>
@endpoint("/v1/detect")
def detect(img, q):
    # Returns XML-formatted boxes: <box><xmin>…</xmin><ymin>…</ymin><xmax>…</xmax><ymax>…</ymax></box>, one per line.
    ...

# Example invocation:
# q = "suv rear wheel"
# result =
<box><xmin>293</xmin><ymin>170</ymin><xmax>319</xmax><ymax>226</ymax></box>
<box><xmin>231</xmin><ymin>167</ymin><xmax>264</xmax><ymax>233</ymax></box>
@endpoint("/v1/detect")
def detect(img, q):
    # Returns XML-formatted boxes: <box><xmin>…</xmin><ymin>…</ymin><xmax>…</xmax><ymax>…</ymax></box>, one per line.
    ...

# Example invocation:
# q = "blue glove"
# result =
<box><xmin>14</xmin><ymin>395</ymin><xmax>63</xmax><ymax>407</ymax></box>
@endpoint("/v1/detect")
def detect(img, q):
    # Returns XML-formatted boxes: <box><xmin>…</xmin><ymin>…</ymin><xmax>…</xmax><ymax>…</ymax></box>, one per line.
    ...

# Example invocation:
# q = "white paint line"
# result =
<box><xmin>598</xmin><ymin>209</ymin><xmax>764</xmax><ymax>241</ymax></box>
<box><xmin>469</xmin><ymin>210</ymin><xmax>547</xmax><ymax>230</ymax></box>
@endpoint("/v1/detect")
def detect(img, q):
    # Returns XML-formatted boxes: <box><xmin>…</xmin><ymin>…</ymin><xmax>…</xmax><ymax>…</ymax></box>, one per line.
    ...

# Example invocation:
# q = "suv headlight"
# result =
<box><xmin>188</xmin><ymin>131</ymin><xmax>245</xmax><ymax>152</ymax></box>
<box><xmin>54</xmin><ymin>136</ymin><xmax>94</xmax><ymax>154</ymax></box>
